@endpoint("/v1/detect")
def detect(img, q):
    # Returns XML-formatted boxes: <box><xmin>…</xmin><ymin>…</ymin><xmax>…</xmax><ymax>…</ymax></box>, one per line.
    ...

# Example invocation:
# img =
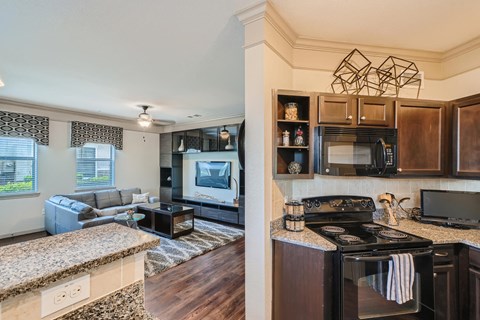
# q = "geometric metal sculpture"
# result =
<box><xmin>377</xmin><ymin>56</ymin><xmax>421</xmax><ymax>98</ymax></box>
<box><xmin>331</xmin><ymin>49</ymin><xmax>371</xmax><ymax>95</ymax></box>
<box><xmin>331</xmin><ymin>49</ymin><xmax>422</xmax><ymax>98</ymax></box>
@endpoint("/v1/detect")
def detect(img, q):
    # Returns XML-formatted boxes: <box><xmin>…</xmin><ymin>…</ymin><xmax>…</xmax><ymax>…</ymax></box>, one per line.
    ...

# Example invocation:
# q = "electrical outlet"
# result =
<box><xmin>41</xmin><ymin>274</ymin><xmax>90</xmax><ymax>317</ymax></box>
<box><xmin>54</xmin><ymin>291</ymin><xmax>67</xmax><ymax>304</ymax></box>
<box><xmin>69</xmin><ymin>285</ymin><xmax>81</xmax><ymax>298</ymax></box>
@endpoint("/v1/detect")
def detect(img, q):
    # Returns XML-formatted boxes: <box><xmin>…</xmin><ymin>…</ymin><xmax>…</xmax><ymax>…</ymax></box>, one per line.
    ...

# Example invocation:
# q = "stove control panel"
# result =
<box><xmin>302</xmin><ymin>195</ymin><xmax>375</xmax><ymax>214</ymax></box>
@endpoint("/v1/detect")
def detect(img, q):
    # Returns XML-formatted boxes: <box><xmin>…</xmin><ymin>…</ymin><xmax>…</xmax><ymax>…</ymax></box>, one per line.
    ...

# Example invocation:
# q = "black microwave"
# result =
<box><xmin>314</xmin><ymin>126</ymin><xmax>398</xmax><ymax>176</ymax></box>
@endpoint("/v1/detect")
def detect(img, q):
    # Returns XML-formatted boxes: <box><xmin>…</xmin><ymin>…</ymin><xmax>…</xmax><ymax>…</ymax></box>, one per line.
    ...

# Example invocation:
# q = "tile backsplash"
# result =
<box><xmin>284</xmin><ymin>175</ymin><xmax>480</xmax><ymax>210</ymax></box>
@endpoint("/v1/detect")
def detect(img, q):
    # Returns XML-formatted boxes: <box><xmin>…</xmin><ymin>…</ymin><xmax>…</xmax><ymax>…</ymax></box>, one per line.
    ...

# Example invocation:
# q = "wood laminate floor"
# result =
<box><xmin>145</xmin><ymin>237</ymin><xmax>245</xmax><ymax>320</ymax></box>
<box><xmin>0</xmin><ymin>231</ymin><xmax>47</xmax><ymax>246</ymax></box>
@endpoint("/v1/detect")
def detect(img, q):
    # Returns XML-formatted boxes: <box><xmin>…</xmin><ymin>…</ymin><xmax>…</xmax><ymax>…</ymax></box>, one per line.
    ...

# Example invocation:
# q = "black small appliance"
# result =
<box><xmin>315</xmin><ymin>126</ymin><xmax>397</xmax><ymax>176</ymax></box>
<box><xmin>420</xmin><ymin>189</ymin><xmax>480</xmax><ymax>228</ymax></box>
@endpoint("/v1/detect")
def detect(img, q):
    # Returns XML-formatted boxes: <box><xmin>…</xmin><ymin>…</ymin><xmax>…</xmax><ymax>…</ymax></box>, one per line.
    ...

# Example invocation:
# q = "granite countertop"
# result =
<box><xmin>375</xmin><ymin>219</ymin><xmax>480</xmax><ymax>248</ymax></box>
<box><xmin>271</xmin><ymin>218</ymin><xmax>480</xmax><ymax>251</ymax></box>
<box><xmin>0</xmin><ymin>223</ymin><xmax>160</xmax><ymax>302</ymax></box>
<box><xmin>272</xmin><ymin>228</ymin><xmax>337</xmax><ymax>251</ymax></box>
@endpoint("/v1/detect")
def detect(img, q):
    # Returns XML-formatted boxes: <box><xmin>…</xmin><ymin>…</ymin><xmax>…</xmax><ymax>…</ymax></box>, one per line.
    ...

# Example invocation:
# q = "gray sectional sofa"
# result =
<box><xmin>44</xmin><ymin>188</ymin><xmax>159</xmax><ymax>235</ymax></box>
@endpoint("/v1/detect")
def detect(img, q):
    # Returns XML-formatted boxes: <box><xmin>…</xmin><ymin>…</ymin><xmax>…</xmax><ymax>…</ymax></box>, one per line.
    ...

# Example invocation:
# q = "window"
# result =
<box><xmin>0</xmin><ymin>137</ymin><xmax>37</xmax><ymax>195</ymax></box>
<box><xmin>76</xmin><ymin>143</ymin><xmax>115</xmax><ymax>189</ymax></box>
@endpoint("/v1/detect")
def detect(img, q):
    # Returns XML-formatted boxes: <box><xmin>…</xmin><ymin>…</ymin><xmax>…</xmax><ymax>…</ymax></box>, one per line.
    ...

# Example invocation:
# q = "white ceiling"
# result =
<box><xmin>0</xmin><ymin>0</ymin><xmax>479</xmax><ymax>125</ymax></box>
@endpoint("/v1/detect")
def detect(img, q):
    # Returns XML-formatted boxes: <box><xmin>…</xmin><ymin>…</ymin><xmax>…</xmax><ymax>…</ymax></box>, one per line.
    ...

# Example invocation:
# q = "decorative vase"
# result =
<box><xmin>178</xmin><ymin>139</ymin><xmax>185</xmax><ymax>152</ymax></box>
<box><xmin>282</xmin><ymin>130</ymin><xmax>290</xmax><ymax>146</ymax></box>
<box><xmin>284</xmin><ymin>102</ymin><xmax>299</xmax><ymax>120</ymax></box>
<box><xmin>294</xmin><ymin>126</ymin><xmax>305</xmax><ymax>146</ymax></box>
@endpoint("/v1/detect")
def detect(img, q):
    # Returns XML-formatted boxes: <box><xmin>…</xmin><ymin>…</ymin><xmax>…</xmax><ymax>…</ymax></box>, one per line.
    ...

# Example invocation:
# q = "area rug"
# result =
<box><xmin>144</xmin><ymin>219</ymin><xmax>244</xmax><ymax>277</ymax></box>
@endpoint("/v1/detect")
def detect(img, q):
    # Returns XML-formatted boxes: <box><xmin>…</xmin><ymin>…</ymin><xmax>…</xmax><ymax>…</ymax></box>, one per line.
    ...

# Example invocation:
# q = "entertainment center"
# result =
<box><xmin>159</xmin><ymin>123</ymin><xmax>245</xmax><ymax>226</ymax></box>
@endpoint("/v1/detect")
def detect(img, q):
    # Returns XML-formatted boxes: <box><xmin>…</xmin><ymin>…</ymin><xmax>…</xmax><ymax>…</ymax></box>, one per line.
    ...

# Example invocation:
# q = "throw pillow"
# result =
<box><xmin>132</xmin><ymin>192</ymin><xmax>149</xmax><ymax>204</ymax></box>
<box><xmin>119</xmin><ymin>187</ymin><xmax>141</xmax><ymax>205</ymax></box>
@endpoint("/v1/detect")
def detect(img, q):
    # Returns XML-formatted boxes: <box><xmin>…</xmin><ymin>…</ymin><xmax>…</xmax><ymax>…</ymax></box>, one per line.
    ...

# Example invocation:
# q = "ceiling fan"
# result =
<box><xmin>137</xmin><ymin>105</ymin><xmax>175</xmax><ymax>127</ymax></box>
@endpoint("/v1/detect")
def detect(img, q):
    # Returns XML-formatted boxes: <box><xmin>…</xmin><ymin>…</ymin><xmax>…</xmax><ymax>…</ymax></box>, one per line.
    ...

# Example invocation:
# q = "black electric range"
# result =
<box><xmin>303</xmin><ymin>195</ymin><xmax>435</xmax><ymax>319</ymax></box>
<box><xmin>303</xmin><ymin>195</ymin><xmax>432</xmax><ymax>252</ymax></box>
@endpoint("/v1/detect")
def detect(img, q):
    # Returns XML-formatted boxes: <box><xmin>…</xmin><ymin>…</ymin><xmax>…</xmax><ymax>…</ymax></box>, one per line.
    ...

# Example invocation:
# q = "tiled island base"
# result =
<box><xmin>58</xmin><ymin>281</ymin><xmax>154</xmax><ymax>320</ymax></box>
<box><xmin>0</xmin><ymin>252</ymin><xmax>150</xmax><ymax>319</ymax></box>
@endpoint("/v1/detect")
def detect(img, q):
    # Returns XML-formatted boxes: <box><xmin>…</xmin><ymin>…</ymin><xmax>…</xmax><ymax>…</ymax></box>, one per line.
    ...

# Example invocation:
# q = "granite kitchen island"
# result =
<box><xmin>0</xmin><ymin>223</ymin><xmax>160</xmax><ymax>319</ymax></box>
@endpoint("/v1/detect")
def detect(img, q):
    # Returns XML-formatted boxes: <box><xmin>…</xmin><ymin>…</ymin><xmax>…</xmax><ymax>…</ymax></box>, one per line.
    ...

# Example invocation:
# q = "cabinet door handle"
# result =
<box><xmin>346</xmin><ymin>115</ymin><xmax>353</xmax><ymax>120</ymax></box>
<box><xmin>434</xmin><ymin>252</ymin><xmax>449</xmax><ymax>257</ymax></box>
<box><xmin>360</xmin><ymin>116</ymin><xmax>366</xmax><ymax>120</ymax></box>
<box><xmin>434</xmin><ymin>272</ymin><xmax>437</xmax><ymax>278</ymax></box>
<box><xmin>397</xmin><ymin>168</ymin><xmax>403</xmax><ymax>173</ymax></box>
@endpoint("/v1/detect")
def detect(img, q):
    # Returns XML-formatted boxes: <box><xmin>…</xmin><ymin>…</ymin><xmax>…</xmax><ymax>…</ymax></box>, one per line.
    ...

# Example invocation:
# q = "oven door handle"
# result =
<box><xmin>343</xmin><ymin>250</ymin><xmax>433</xmax><ymax>262</ymax></box>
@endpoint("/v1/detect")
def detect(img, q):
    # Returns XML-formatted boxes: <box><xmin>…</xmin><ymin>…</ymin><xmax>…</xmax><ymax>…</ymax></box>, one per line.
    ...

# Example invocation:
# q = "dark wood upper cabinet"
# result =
<box><xmin>452</xmin><ymin>95</ymin><xmax>480</xmax><ymax>178</ymax></box>
<box><xmin>318</xmin><ymin>94</ymin><xmax>353</xmax><ymax>125</ymax></box>
<box><xmin>357</xmin><ymin>97</ymin><xmax>395</xmax><ymax>127</ymax></box>
<box><xmin>396</xmin><ymin>99</ymin><xmax>447</xmax><ymax>176</ymax></box>
<box><xmin>319</xmin><ymin>94</ymin><xmax>394</xmax><ymax>127</ymax></box>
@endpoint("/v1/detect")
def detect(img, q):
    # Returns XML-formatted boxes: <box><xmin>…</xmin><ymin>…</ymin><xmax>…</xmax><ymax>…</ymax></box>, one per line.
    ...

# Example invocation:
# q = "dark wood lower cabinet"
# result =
<box><xmin>273</xmin><ymin>240</ymin><xmax>332</xmax><ymax>320</ymax></box>
<box><xmin>470</xmin><ymin>247</ymin><xmax>480</xmax><ymax>320</ymax></box>
<box><xmin>433</xmin><ymin>245</ymin><xmax>458</xmax><ymax>320</ymax></box>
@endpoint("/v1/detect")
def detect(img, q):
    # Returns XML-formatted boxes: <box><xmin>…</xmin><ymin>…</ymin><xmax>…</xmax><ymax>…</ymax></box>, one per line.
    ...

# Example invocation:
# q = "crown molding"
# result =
<box><xmin>235</xmin><ymin>1</ymin><xmax>268</xmax><ymax>25</ymax></box>
<box><xmin>442</xmin><ymin>35</ymin><xmax>480</xmax><ymax>61</ymax></box>
<box><xmin>263</xmin><ymin>2</ymin><xmax>296</xmax><ymax>48</ymax></box>
<box><xmin>237</xmin><ymin>1</ymin><xmax>480</xmax><ymax>79</ymax></box>
<box><xmin>294</xmin><ymin>37</ymin><xmax>443</xmax><ymax>63</ymax></box>
<box><xmin>162</xmin><ymin>115</ymin><xmax>245</xmax><ymax>133</ymax></box>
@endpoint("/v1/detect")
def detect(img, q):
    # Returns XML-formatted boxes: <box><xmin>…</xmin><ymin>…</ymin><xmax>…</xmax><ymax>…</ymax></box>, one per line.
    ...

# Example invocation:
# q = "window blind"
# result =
<box><xmin>0</xmin><ymin>137</ymin><xmax>37</xmax><ymax>194</ymax></box>
<box><xmin>76</xmin><ymin>143</ymin><xmax>114</xmax><ymax>188</ymax></box>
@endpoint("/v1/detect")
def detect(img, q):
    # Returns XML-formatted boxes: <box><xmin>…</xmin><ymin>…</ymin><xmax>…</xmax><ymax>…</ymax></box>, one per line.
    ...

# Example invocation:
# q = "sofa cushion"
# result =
<box><xmin>59</xmin><ymin>198</ymin><xmax>76</xmax><ymax>207</ymax></box>
<box><xmin>119</xmin><ymin>187</ymin><xmax>141</xmax><ymax>205</ymax></box>
<box><xmin>132</xmin><ymin>192</ymin><xmax>149</xmax><ymax>204</ymax></box>
<box><xmin>93</xmin><ymin>207</ymin><xmax>118</xmax><ymax>217</ymax></box>
<box><xmin>49</xmin><ymin>195</ymin><xmax>69</xmax><ymax>205</ymax></box>
<box><xmin>94</xmin><ymin>189</ymin><xmax>122</xmax><ymax>209</ymax></box>
<box><xmin>70</xmin><ymin>201</ymin><xmax>96</xmax><ymax>219</ymax></box>
<box><xmin>63</xmin><ymin>191</ymin><xmax>96</xmax><ymax>208</ymax></box>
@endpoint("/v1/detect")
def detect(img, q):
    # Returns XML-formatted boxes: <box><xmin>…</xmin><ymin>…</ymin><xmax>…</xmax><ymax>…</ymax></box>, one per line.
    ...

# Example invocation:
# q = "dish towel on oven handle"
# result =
<box><xmin>386</xmin><ymin>253</ymin><xmax>415</xmax><ymax>304</ymax></box>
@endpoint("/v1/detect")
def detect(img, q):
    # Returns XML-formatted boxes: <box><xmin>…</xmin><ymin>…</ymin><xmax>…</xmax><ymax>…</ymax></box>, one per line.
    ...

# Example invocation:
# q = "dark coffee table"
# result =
<box><xmin>136</xmin><ymin>202</ymin><xmax>194</xmax><ymax>239</ymax></box>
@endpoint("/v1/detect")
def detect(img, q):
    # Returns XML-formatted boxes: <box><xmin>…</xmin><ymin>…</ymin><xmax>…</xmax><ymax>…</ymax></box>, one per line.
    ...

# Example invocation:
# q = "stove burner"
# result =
<box><xmin>337</xmin><ymin>234</ymin><xmax>362</xmax><ymax>244</ymax></box>
<box><xmin>320</xmin><ymin>226</ymin><xmax>346</xmax><ymax>235</ymax></box>
<box><xmin>378</xmin><ymin>230</ymin><xmax>410</xmax><ymax>240</ymax></box>
<box><xmin>361</xmin><ymin>223</ymin><xmax>383</xmax><ymax>231</ymax></box>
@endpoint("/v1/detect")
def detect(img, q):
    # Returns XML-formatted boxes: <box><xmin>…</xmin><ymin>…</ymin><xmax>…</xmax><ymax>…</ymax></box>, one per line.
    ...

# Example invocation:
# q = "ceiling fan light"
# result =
<box><xmin>137</xmin><ymin>105</ymin><xmax>153</xmax><ymax>128</ymax></box>
<box><xmin>138</xmin><ymin>117</ymin><xmax>152</xmax><ymax>128</ymax></box>
<box><xmin>220</xmin><ymin>126</ymin><xmax>230</xmax><ymax>140</ymax></box>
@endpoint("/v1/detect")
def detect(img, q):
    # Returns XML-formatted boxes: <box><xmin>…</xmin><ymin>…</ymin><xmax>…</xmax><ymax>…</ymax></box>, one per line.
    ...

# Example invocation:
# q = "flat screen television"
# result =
<box><xmin>420</xmin><ymin>189</ymin><xmax>480</xmax><ymax>228</ymax></box>
<box><xmin>195</xmin><ymin>161</ymin><xmax>231</xmax><ymax>189</ymax></box>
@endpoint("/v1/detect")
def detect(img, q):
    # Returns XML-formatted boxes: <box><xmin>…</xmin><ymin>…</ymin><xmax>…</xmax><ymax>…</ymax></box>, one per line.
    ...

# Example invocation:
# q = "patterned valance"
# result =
<box><xmin>0</xmin><ymin>111</ymin><xmax>49</xmax><ymax>145</ymax></box>
<box><xmin>70</xmin><ymin>121</ymin><xmax>123</xmax><ymax>150</ymax></box>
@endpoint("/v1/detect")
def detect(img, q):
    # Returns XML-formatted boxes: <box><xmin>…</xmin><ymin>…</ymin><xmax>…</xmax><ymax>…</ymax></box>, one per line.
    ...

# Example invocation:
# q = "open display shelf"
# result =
<box><xmin>273</xmin><ymin>90</ymin><xmax>315</xmax><ymax>179</ymax></box>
